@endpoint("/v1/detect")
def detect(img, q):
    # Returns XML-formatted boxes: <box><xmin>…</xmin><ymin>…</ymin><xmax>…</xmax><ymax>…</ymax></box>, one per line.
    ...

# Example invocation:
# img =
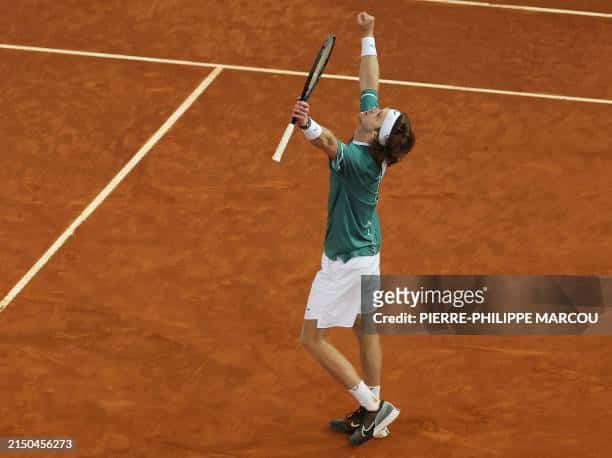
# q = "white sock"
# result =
<box><xmin>369</xmin><ymin>385</ymin><xmax>381</xmax><ymax>400</ymax></box>
<box><xmin>349</xmin><ymin>381</ymin><xmax>380</xmax><ymax>411</ymax></box>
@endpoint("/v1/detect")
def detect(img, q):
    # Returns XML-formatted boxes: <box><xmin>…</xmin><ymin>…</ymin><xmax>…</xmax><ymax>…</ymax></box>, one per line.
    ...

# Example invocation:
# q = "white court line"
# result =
<box><xmin>1</xmin><ymin>43</ymin><xmax>612</xmax><ymax>105</ymax></box>
<box><xmin>0</xmin><ymin>66</ymin><xmax>223</xmax><ymax>312</ymax></box>
<box><xmin>415</xmin><ymin>0</ymin><xmax>612</xmax><ymax>19</ymax></box>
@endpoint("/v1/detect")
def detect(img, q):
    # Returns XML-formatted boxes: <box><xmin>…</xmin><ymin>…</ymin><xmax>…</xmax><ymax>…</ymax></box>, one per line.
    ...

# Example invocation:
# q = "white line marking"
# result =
<box><xmin>1</xmin><ymin>43</ymin><xmax>611</xmax><ymax>105</ymax></box>
<box><xmin>0</xmin><ymin>66</ymin><xmax>223</xmax><ymax>312</ymax></box>
<box><xmin>372</xmin><ymin>78</ymin><xmax>612</xmax><ymax>105</ymax></box>
<box><xmin>415</xmin><ymin>0</ymin><xmax>612</xmax><ymax>19</ymax></box>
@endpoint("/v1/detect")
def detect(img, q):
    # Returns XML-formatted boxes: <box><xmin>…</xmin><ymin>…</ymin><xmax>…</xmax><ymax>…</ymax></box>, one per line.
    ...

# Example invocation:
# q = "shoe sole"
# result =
<box><xmin>330</xmin><ymin>425</ymin><xmax>390</xmax><ymax>438</ymax></box>
<box><xmin>373</xmin><ymin>426</ymin><xmax>390</xmax><ymax>438</ymax></box>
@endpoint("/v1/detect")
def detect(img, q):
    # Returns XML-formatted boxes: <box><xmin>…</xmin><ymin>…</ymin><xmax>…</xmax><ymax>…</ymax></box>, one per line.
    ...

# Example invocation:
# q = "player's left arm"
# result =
<box><xmin>357</xmin><ymin>12</ymin><xmax>378</xmax><ymax>92</ymax></box>
<box><xmin>292</xmin><ymin>100</ymin><xmax>338</xmax><ymax>160</ymax></box>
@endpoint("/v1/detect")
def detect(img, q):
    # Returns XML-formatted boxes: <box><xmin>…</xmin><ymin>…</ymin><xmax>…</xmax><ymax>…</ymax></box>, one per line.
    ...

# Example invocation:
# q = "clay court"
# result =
<box><xmin>1</xmin><ymin>1</ymin><xmax>612</xmax><ymax>457</ymax></box>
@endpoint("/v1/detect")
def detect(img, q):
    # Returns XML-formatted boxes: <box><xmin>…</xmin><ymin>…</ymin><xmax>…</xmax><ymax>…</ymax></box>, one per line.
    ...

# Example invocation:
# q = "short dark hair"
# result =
<box><xmin>370</xmin><ymin>113</ymin><xmax>415</xmax><ymax>166</ymax></box>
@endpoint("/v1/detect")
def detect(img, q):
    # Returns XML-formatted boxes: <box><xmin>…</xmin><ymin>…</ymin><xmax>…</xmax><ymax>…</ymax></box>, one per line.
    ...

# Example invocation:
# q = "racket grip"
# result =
<box><xmin>272</xmin><ymin>122</ymin><xmax>296</xmax><ymax>162</ymax></box>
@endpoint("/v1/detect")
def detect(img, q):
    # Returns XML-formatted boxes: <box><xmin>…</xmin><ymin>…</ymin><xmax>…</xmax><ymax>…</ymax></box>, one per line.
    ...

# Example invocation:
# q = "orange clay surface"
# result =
<box><xmin>1</xmin><ymin>1</ymin><xmax>611</xmax><ymax>457</ymax></box>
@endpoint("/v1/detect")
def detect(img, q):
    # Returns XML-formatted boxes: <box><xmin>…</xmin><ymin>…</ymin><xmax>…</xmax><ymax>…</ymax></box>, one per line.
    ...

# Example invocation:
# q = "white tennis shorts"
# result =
<box><xmin>305</xmin><ymin>252</ymin><xmax>380</xmax><ymax>328</ymax></box>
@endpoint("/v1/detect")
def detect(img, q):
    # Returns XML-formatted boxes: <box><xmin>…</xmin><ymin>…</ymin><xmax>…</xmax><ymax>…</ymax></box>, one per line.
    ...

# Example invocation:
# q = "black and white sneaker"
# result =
<box><xmin>330</xmin><ymin>406</ymin><xmax>366</xmax><ymax>434</ymax></box>
<box><xmin>348</xmin><ymin>400</ymin><xmax>399</xmax><ymax>446</ymax></box>
<box><xmin>329</xmin><ymin>406</ymin><xmax>391</xmax><ymax>438</ymax></box>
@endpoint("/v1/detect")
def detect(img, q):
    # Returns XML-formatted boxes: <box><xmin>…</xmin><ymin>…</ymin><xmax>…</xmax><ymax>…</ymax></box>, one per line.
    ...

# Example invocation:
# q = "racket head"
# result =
<box><xmin>299</xmin><ymin>34</ymin><xmax>336</xmax><ymax>102</ymax></box>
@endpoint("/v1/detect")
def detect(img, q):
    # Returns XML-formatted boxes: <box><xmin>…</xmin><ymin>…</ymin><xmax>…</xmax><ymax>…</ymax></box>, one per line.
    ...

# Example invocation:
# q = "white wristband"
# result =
<box><xmin>361</xmin><ymin>37</ymin><xmax>376</xmax><ymax>56</ymax></box>
<box><xmin>301</xmin><ymin>118</ymin><xmax>323</xmax><ymax>141</ymax></box>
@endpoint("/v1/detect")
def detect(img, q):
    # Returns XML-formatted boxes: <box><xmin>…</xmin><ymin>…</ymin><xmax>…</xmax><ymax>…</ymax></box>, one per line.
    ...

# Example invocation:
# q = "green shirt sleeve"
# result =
<box><xmin>360</xmin><ymin>89</ymin><xmax>379</xmax><ymax>112</ymax></box>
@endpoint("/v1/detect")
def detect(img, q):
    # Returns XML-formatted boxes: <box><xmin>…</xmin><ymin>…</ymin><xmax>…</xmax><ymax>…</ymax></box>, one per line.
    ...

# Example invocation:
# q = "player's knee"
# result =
<box><xmin>356</xmin><ymin>314</ymin><xmax>380</xmax><ymax>340</ymax></box>
<box><xmin>300</xmin><ymin>329</ymin><xmax>325</xmax><ymax>353</ymax></box>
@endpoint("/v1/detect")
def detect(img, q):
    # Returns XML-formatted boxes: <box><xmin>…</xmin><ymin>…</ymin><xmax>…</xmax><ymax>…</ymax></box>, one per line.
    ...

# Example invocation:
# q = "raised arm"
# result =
<box><xmin>292</xmin><ymin>100</ymin><xmax>339</xmax><ymax>160</ymax></box>
<box><xmin>358</xmin><ymin>12</ymin><xmax>378</xmax><ymax>91</ymax></box>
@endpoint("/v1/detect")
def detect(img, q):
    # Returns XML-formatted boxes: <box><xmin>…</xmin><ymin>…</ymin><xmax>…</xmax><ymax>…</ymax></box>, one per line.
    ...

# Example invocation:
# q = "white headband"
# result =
<box><xmin>378</xmin><ymin>109</ymin><xmax>402</xmax><ymax>146</ymax></box>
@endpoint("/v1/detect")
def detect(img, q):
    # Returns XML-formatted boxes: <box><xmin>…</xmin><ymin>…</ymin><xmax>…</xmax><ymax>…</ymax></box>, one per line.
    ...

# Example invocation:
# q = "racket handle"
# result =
<box><xmin>272</xmin><ymin>122</ymin><xmax>296</xmax><ymax>162</ymax></box>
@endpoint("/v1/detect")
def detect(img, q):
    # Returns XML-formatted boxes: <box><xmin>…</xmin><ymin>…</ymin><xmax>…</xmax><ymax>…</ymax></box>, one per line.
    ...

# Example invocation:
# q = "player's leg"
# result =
<box><xmin>347</xmin><ymin>318</ymin><xmax>399</xmax><ymax>445</ymax></box>
<box><xmin>300</xmin><ymin>319</ymin><xmax>382</xmax><ymax>431</ymax></box>
<box><xmin>353</xmin><ymin>316</ymin><xmax>382</xmax><ymax>392</ymax></box>
<box><xmin>304</xmin><ymin>252</ymin><xmax>393</xmax><ymax>443</ymax></box>
<box><xmin>339</xmin><ymin>316</ymin><xmax>388</xmax><ymax>439</ymax></box>
<box><xmin>352</xmin><ymin>260</ymin><xmax>383</xmax><ymax>399</ymax></box>
<box><xmin>344</xmin><ymin>255</ymin><xmax>398</xmax><ymax>445</ymax></box>
<box><xmin>300</xmin><ymin>319</ymin><xmax>361</xmax><ymax>388</ymax></box>
<box><xmin>302</xmin><ymin>255</ymin><xmax>365</xmax><ymax>390</ymax></box>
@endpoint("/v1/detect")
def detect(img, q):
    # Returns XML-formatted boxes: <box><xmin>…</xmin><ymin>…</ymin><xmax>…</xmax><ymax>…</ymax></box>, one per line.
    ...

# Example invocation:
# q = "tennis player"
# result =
<box><xmin>293</xmin><ymin>11</ymin><xmax>415</xmax><ymax>446</ymax></box>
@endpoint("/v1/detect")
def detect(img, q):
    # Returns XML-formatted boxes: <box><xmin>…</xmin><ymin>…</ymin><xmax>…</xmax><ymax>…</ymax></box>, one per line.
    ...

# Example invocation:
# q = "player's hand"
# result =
<box><xmin>292</xmin><ymin>100</ymin><xmax>310</xmax><ymax>127</ymax></box>
<box><xmin>357</xmin><ymin>12</ymin><xmax>375</xmax><ymax>36</ymax></box>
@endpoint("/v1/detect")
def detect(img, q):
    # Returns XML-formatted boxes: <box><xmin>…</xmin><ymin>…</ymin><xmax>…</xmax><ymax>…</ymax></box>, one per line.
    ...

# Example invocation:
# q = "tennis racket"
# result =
<box><xmin>272</xmin><ymin>33</ymin><xmax>336</xmax><ymax>162</ymax></box>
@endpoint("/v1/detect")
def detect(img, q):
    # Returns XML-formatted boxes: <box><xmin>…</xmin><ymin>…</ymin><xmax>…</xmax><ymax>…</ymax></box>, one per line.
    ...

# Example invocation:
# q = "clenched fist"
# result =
<box><xmin>357</xmin><ymin>11</ymin><xmax>375</xmax><ymax>36</ymax></box>
<box><xmin>292</xmin><ymin>99</ymin><xmax>310</xmax><ymax>128</ymax></box>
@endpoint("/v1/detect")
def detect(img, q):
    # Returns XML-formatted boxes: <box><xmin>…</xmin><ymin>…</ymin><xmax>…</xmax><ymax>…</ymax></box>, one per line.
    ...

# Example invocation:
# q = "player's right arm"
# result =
<box><xmin>358</xmin><ymin>12</ymin><xmax>378</xmax><ymax>92</ymax></box>
<box><xmin>292</xmin><ymin>100</ymin><xmax>339</xmax><ymax>160</ymax></box>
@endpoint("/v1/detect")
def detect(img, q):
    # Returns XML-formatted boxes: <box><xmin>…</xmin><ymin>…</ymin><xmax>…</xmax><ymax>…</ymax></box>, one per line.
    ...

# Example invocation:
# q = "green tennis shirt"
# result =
<box><xmin>324</xmin><ymin>89</ymin><xmax>386</xmax><ymax>262</ymax></box>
